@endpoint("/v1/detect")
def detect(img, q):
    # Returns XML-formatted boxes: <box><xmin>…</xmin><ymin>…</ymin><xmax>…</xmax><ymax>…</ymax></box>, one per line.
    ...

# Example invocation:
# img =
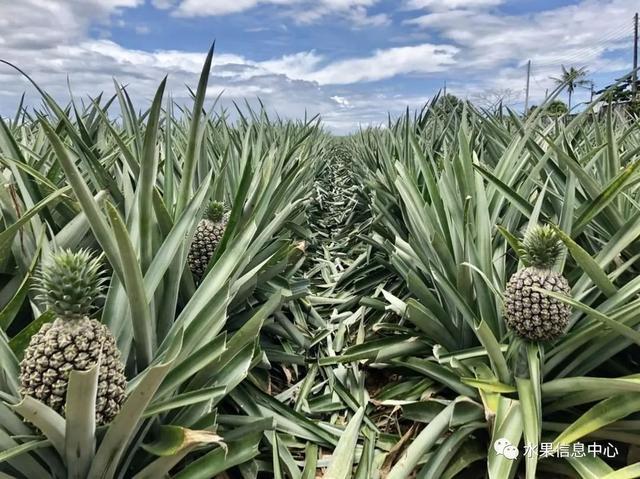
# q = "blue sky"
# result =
<box><xmin>0</xmin><ymin>0</ymin><xmax>636</xmax><ymax>132</ymax></box>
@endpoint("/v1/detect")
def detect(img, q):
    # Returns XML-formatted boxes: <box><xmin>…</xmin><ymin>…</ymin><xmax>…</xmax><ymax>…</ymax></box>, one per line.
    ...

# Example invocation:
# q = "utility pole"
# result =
<box><xmin>524</xmin><ymin>60</ymin><xmax>531</xmax><ymax>113</ymax></box>
<box><xmin>590</xmin><ymin>81</ymin><xmax>595</xmax><ymax>102</ymax></box>
<box><xmin>633</xmin><ymin>12</ymin><xmax>638</xmax><ymax>98</ymax></box>
<box><xmin>443</xmin><ymin>80</ymin><xmax>447</xmax><ymax>97</ymax></box>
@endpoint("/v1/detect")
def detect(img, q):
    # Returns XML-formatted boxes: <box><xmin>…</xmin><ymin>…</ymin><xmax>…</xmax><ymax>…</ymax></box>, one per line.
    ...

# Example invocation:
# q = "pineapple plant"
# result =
<box><xmin>4</xmin><ymin>46</ymin><xmax>640</xmax><ymax>479</ymax></box>
<box><xmin>352</xmin><ymin>94</ymin><xmax>640</xmax><ymax>477</ymax></box>
<box><xmin>503</xmin><ymin>225</ymin><xmax>572</xmax><ymax>341</ymax></box>
<box><xmin>188</xmin><ymin>200</ymin><xmax>228</xmax><ymax>281</ymax></box>
<box><xmin>0</xmin><ymin>50</ymin><xmax>331</xmax><ymax>478</ymax></box>
<box><xmin>19</xmin><ymin>249</ymin><xmax>125</xmax><ymax>425</ymax></box>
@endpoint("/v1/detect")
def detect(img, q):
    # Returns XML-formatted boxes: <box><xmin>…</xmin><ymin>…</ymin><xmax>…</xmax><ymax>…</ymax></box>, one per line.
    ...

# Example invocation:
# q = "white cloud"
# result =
<box><xmin>173</xmin><ymin>0</ymin><xmax>294</xmax><ymax>16</ymax></box>
<box><xmin>258</xmin><ymin>51</ymin><xmax>325</xmax><ymax>79</ymax></box>
<box><xmin>331</xmin><ymin>95</ymin><xmax>351</xmax><ymax>107</ymax></box>
<box><xmin>302</xmin><ymin>0</ymin><xmax>381</xmax><ymax>20</ymax></box>
<box><xmin>405</xmin><ymin>0</ymin><xmax>502</xmax><ymax>10</ymax></box>
<box><xmin>207</xmin><ymin>83</ymin><xmax>274</xmax><ymax>97</ymax></box>
<box><xmin>210</xmin><ymin>43</ymin><xmax>457</xmax><ymax>85</ymax></box>
<box><xmin>0</xmin><ymin>0</ymin><xmax>435</xmax><ymax>133</ymax></box>
<box><xmin>304</xmin><ymin>44</ymin><xmax>458</xmax><ymax>84</ymax></box>
<box><xmin>293</xmin><ymin>4</ymin><xmax>389</xmax><ymax>27</ymax></box>
<box><xmin>151</xmin><ymin>0</ymin><xmax>177</xmax><ymax>8</ymax></box>
<box><xmin>217</xmin><ymin>43</ymin><xmax>457</xmax><ymax>86</ymax></box>
<box><xmin>171</xmin><ymin>0</ymin><xmax>379</xmax><ymax>16</ymax></box>
<box><xmin>407</xmin><ymin>10</ymin><xmax>476</xmax><ymax>28</ymax></box>
<box><xmin>169</xmin><ymin>0</ymin><xmax>386</xmax><ymax>26</ymax></box>
<box><xmin>322</xmin><ymin>0</ymin><xmax>375</xmax><ymax>8</ymax></box>
<box><xmin>408</xmin><ymin>0</ymin><xmax>634</xmax><ymax>69</ymax></box>
<box><xmin>380</xmin><ymin>0</ymin><xmax>637</xmax><ymax>112</ymax></box>
<box><xmin>0</xmin><ymin>0</ymin><xmax>143</xmax><ymax>49</ymax></box>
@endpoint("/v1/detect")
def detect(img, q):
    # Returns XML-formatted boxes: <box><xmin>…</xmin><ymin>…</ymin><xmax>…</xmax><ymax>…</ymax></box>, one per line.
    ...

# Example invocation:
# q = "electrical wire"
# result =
<box><xmin>525</xmin><ymin>19</ymin><xmax>634</xmax><ymax>96</ymax></box>
<box><xmin>531</xmin><ymin>26</ymin><xmax>632</xmax><ymax>69</ymax></box>
<box><xmin>528</xmin><ymin>20</ymin><xmax>631</xmax><ymax>64</ymax></box>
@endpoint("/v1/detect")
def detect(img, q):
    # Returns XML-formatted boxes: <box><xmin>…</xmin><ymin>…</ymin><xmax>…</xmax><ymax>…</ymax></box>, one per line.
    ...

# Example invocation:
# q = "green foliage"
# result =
<box><xmin>596</xmin><ymin>77</ymin><xmax>640</xmax><ymax>115</ymax></box>
<box><xmin>529</xmin><ymin>100</ymin><xmax>569</xmax><ymax>117</ymax></box>
<box><xmin>33</xmin><ymin>249</ymin><xmax>105</xmax><ymax>320</ymax></box>
<box><xmin>520</xmin><ymin>225</ymin><xmax>563</xmax><ymax>269</ymax></box>
<box><xmin>204</xmin><ymin>200</ymin><xmax>226</xmax><ymax>222</ymax></box>
<box><xmin>2</xmin><ymin>50</ymin><xmax>640</xmax><ymax>479</ymax></box>
<box><xmin>552</xmin><ymin>65</ymin><xmax>590</xmax><ymax>110</ymax></box>
<box><xmin>347</xmin><ymin>90</ymin><xmax>640</xmax><ymax>477</ymax></box>
<box><xmin>0</xmin><ymin>49</ymin><xmax>329</xmax><ymax>478</ymax></box>
<box><xmin>434</xmin><ymin>93</ymin><xmax>465</xmax><ymax>115</ymax></box>
<box><xmin>547</xmin><ymin>99</ymin><xmax>569</xmax><ymax>116</ymax></box>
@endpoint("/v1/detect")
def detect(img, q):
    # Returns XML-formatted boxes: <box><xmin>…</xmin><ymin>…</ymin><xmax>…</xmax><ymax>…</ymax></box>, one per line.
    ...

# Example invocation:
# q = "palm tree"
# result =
<box><xmin>551</xmin><ymin>65</ymin><xmax>590</xmax><ymax>111</ymax></box>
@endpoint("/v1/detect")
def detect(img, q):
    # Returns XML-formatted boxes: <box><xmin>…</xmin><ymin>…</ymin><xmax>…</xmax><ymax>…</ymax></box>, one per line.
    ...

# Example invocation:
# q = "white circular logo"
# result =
<box><xmin>494</xmin><ymin>438</ymin><xmax>511</xmax><ymax>455</ymax></box>
<box><xmin>503</xmin><ymin>445</ymin><xmax>519</xmax><ymax>460</ymax></box>
<box><xmin>494</xmin><ymin>438</ymin><xmax>519</xmax><ymax>460</ymax></box>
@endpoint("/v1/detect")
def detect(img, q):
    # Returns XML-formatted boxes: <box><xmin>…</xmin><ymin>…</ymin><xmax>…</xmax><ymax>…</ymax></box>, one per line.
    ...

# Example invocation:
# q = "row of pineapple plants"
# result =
<box><xmin>0</xmin><ymin>48</ymin><xmax>347</xmax><ymax>478</ymax></box>
<box><xmin>328</xmin><ymin>92</ymin><xmax>640</xmax><ymax>478</ymax></box>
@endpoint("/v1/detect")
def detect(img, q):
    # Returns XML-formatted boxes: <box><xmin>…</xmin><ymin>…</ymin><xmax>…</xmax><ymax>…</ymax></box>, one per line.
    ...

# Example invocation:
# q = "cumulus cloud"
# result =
<box><xmin>151</xmin><ymin>0</ymin><xmax>177</xmax><ymax>8</ymax></box>
<box><xmin>0</xmin><ymin>0</ymin><xmax>439</xmax><ymax>133</ymax></box>
<box><xmin>302</xmin><ymin>44</ymin><xmax>458</xmax><ymax>84</ymax></box>
<box><xmin>252</xmin><ymin>44</ymin><xmax>458</xmax><ymax>85</ymax></box>
<box><xmin>331</xmin><ymin>95</ymin><xmax>351</xmax><ymax>107</ymax></box>
<box><xmin>405</xmin><ymin>0</ymin><xmax>503</xmax><ymax>10</ymax></box>
<box><xmin>407</xmin><ymin>0</ymin><xmax>634</xmax><ymax>69</ymax></box>
<box><xmin>0</xmin><ymin>0</ymin><xmax>143</xmax><ymax>49</ymax></box>
<box><xmin>258</xmin><ymin>52</ymin><xmax>325</xmax><ymax>79</ymax></box>
<box><xmin>403</xmin><ymin>0</ymin><xmax>635</xmax><ymax>106</ymax></box>
<box><xmin>169</xmin><ymin>0</ymin><xmax>387</xmax><ymax>26</ymax></box>
<box><xmin>173</xmin><ymin>0</ymin><xmax>294</xmax><ymax>16</ymax></box>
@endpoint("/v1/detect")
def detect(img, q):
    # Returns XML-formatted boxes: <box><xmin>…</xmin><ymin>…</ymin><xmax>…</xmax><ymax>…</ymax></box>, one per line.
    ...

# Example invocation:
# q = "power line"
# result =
<box><xmin>538</xmin><ymin>28</ymin><xmax>630</xmax><ymax>64</ymax></box>
<box><xmin>528</xmin><ymin>20</ymin><xmax>635</xmax><ymax>92</ymax></box>
<box><xmin>530</xmin><ymin>23</ymin><xmax>633</xmax><ymax>68</ymax></box>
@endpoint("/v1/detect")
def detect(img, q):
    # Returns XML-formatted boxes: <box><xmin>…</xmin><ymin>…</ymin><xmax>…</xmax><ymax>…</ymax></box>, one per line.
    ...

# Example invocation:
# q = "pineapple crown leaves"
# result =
<box><xmin>519</xmin><ymin>224</ymin><xmax>563</xmax><ymax>269</ymax></box>
<box><xmin>204</xmin><ymin>200</ymin><xmax>226</xmax><ymax>222</ymax></box>
<box><xmin>33</xmin><ymin>249</ymin><xmax>107</xmax><ymax>321</ymax></box>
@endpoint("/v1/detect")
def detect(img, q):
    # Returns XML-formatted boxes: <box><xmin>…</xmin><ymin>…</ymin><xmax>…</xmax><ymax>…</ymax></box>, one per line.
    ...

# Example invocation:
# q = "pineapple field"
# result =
<box><xmin>1</xmin><ymin>49</ymin><xmax>640</xmax><ymax>479</ymax></box>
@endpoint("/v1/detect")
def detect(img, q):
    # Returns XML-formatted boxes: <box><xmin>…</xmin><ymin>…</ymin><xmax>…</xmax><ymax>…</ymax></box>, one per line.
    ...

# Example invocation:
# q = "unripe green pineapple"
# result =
<box><xmin>20</xmin><ymin>250</ymin><xmax>126</xmax><ymax>425</ymax></box>
<box><xmin>188</xmin><ymin>201</ymin><xmax>228</xmax><ymax>282</ymax></box>
<box><xmin>504</xmin><ymin>225</ymin><xmax>572</xmax><ymax>341</ymax></box>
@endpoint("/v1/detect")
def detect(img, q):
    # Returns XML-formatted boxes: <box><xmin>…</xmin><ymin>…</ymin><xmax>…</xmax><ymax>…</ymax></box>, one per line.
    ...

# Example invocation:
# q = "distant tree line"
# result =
<box><xmin>432</xmin><ymin>63</ymin><xmax>639</xmax><ymax>118</ymax></box>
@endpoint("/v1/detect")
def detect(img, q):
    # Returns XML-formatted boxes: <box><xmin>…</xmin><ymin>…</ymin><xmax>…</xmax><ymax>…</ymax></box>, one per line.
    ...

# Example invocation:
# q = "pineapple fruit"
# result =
<box><xmin>188</xmin><ymin>200</ymin><xmax>228</xmax><ymax>282</ymax></box>
<box><xmin>20</xmin><ymin>250</ymin><xmax>126</xmax><ymax>425</ymax></box>
<box><xmin>504</xmin><ymin>225</ymin><xmax>572</xmax><ymax>341</ymax></box>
